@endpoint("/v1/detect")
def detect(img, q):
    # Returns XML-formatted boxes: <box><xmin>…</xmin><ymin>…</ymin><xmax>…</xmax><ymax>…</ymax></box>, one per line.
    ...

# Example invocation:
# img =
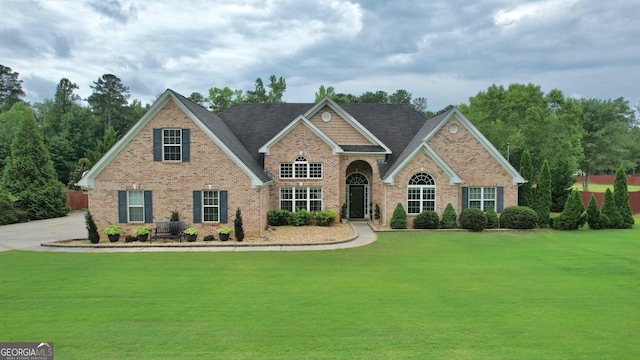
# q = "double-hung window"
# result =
<box><xmin>468</xmin><ymin>187</ymin><xmax>496</xmax><ymax>211</ymax></box>
<box><xmin>202</xmin><ymin>190</ymin><xmax>220</xmax><ymax>222</ymax></box>
<box><xmin>128</xmin><ymin>190</ymin><xmax>145</xmax><ymax>222</ymax></box>
<box><xmin>407</xmin><ymin>172</ymin><xmax>436</xmax><ymax>214</ymax></box>
<box><xmin>163</xmin><ymin>128</ymin><xmax>182</xmax><ymax>161</ymax></box>
<box><xmin>280</xmin><ymin>187</ymin><xmax>322</xmax><ymax>211</ymax></box>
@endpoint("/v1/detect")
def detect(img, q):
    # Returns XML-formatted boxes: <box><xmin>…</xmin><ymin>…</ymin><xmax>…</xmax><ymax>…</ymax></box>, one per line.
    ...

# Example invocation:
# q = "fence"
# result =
<box><xmin>579</xmin><ymin>191</ymin><xmax>640</xmax><ymax>214</ymax></box>
<box><xmin>67</xmin><ymin>191</ymin><xmax>88</xmax><ymax>210</ymax></box>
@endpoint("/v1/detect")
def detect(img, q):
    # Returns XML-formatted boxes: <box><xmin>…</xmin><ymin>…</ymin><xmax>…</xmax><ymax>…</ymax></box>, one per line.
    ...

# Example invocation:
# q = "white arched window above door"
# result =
<box><xmin>407</xmin><ymin>172</ymin><xmax>435</xmax><ymax>214</ymax></box>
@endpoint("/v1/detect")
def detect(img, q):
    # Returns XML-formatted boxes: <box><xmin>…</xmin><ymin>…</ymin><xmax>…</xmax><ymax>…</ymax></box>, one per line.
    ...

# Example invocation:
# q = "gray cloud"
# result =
<box><xmin>1</xmin><ymin>0</ymin><xmax>638</xmax><ymax>111</ymax></box>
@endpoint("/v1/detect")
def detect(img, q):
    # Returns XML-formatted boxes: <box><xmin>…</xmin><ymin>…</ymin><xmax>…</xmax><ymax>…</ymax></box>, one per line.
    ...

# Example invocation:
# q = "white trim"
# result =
<box><xmin>259</xmin><ymin>115</ymin><xmax>343</xmax><ymax>155</ymax></box>
<box><xmin>304</xmin><ymin>97</ymin><xmax>392</xmax><ymax>154</ymax></box>
<box><xmin>383</xmin><ymin>143</ymin><xmax>462</xmax><ymax>185</ymax></box>
<box><xmin>76</xmin><ymin>90</ymin><xmax>269</xmax><ymax>189</ymax></box>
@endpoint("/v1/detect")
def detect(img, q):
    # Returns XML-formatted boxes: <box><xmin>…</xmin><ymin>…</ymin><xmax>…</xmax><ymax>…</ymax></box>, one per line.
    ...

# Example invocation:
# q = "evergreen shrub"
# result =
<box><xmin>413</xmin><ymin>210</ymin><xmax>439</xmax><ymax>229</ymax></box>
<box><xmin>500</xmin><ymin>206</ymin><xmax>538</xmax><ymax>229</ymax></box>
<box><xmin>440</xmin><ymin>203</ymin><xmax>457</xmax><ymax>229</ymax></box>
<box><xmin>459</xmin><ymin>208</ymin><xmax>487</xmax><ymax>232</ymax></box>
<box><xmin>267</xmin><ymin>209</ymin><xmax>292</xmax><ymax>226</ymax></box>
<box><xmin>390</xmin><ymin>203</ymin><xmax>407</xmax><ymax>229</ymax></box>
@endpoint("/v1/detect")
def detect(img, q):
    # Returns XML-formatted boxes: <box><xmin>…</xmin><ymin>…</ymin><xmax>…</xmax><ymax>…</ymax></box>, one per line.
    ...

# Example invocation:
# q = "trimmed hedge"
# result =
<box><xmin>485</xmin><ymin>205</ymin><xmax>499</xmax><ymax>229</ymax></box>
<box><xmin>314</xmin><ymin>210</ymin><xmax>337</xmax><ymax>226</ymax></box>
<box><xmin>500</xmin><ymin>206</ymin><xmax>538</xmax><ymax>229</ymax></box>
<box><xmin>413</xmin><ymin>210</ymin><xmax>439</xmax><ymax>229</ymax></box>
<box><xmin>292</xmin><ymin>209</ymin><xmax>313</xmax><ymax>226</ymax></box>
<box><xmin>459</xmin><ymin>208</ymin><xmax>487</xmax><ymax>232</ymax></box>
<box><xmin>267</xmin><ymin>209</ymin><xmax>293</xmax><ymax>226</ymax></box>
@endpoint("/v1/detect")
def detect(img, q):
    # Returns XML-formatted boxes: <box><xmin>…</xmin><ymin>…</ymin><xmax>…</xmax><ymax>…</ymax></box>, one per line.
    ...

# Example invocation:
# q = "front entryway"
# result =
<box><xmin>346</xmin><ymin>172</ymin><xmax>369</xmax><ymax>219</ymax></box>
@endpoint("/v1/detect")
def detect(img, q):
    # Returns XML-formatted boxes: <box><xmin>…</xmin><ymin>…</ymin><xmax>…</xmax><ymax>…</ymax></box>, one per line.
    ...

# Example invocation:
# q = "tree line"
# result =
<box><xmin>0</xmin><ymin>64</ymin><xmax>638</xmax><ymax>222</ymax></box>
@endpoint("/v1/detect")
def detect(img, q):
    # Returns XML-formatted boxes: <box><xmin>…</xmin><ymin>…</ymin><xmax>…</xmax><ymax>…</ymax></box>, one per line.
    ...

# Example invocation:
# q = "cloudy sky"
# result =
<box><xmin>1</xmin><ymin>0</ymin><xmax>638</xmax><ymax>111</ymax></box>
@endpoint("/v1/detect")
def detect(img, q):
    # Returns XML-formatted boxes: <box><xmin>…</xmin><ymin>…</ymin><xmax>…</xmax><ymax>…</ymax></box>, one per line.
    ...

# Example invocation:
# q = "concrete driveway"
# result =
<box><xmin>0</xmin><ymin>211</ymin><xmax>87</xmax><ymax>252</ymax></box>
<box><xmin>0</xmin><ymin>211</ymin><xmax>376</xmax><ymax>252</ymax></box>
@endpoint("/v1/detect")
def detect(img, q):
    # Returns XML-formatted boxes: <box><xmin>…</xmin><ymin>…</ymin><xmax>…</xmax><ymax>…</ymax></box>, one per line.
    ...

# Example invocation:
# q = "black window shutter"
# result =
<box><xmin>497</xmin><ymin>187</ymin><xmax>504</xmax><ymax>212</ymax></box>
<box><xmin>462</xmin><ymin>187</ymin><xmax>469</xmax><ymax>210</ymax></box>
<box><xmin>144</xmin><ymin>190</ymin><xmax>153</xmax><ymax>223</ymax></box>
<box><xmin>182</xmin><ymin>129</ymin><xmax>190</xmax><ymax>162</ymax></box>
<box><xmin>118</xmin><ymin>190</ymin><xmax>127</xmax><ymax>223</ymax></box>
<box><xmin>153</xmin><ymin>128</ymin><xmax>162</xmax><ymax>161</ymax></box>
<box><xmin>220</xmin><ymin>191</ymin><xmax>228</xmax><ymax>223</ymax></box>
<box><xmin>193</xmin><ymin>190</ymin><xmax>202</xmax><ymax>223</ymax></box>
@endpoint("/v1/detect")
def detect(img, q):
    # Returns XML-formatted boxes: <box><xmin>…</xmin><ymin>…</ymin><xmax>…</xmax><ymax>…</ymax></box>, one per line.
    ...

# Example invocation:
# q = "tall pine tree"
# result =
<box><xmin>2</xmin><ymin>103</ymin><xmax>68</xmax><ymax>220</ymax></box>
<box><xmin>533</xmin><ymin>160</ymin><xmax>552</xmax><ymax>227</ymax></box>
<box><xmin>518</xmin><ymin>150</ymin><xmax>533</xmax><ymax>207</ymax></box>
<box><xmin>613</xmin><ymin>166</ymin><xmax>635</xmax><ymax>228</ymax></box>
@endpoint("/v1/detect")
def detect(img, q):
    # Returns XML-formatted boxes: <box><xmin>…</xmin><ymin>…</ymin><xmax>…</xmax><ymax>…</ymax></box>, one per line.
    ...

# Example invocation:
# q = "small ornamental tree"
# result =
<box><xmin>390</xmin><ymin>203</ymin><xmax>407</xmax><ymax>229</ymax></box>
<box><xmin>586</xmin><ymin>194</ymin><xmax>607</xmax><ymax>230</ymax></box>
<box><xmin>374</xmin><ymin>203</ymin><xmax>380</xmax><ymax>221</ymax></box>
<box><xmin>85</xmin><ymin>211</ymin><xmax>100</xmax><ymax>244</ymax></box>
<box><xmin>552</xmin><ymin>190</ymin><xmax>586</xmax><ymax>230</ymax></box>
<box><xmin>601</xmin><ymin>188</ymin><xmax>623</xmax><ymax>229</ymax></box>
<box><xmin>440</xmin><ymin>203</ymin><xmax>457</xmax><ymax>229</ymax></box>
<box><xmin>485</xmin><ymin>205</ymin><xmax>499</xmax><ymax>229</ymax></box>
<box><xmin>518</xmin><ymin>150</ymin><xmax>533</xmax><ymax>208</ymax></box>
<box><xmin>533</xmin><ymin>160</ymin><xmax>552</xmax><ymax>228</ymax></box>
<box><xmin>613</xmin><ymin>166</ymin><xmax>634</xmax><ymax>229</ymax></box>
<box><xmin>234</xmin><ymin>207</ymin><xmax>244</xmax><ymax>241</ymax></box>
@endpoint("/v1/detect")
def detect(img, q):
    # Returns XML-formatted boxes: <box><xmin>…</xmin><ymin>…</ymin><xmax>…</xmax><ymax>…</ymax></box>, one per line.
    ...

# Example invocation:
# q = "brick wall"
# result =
<box><xmin>89</xmin><ymin>100</ymin><xmax>264</xmax><ymax>241</ymax></box>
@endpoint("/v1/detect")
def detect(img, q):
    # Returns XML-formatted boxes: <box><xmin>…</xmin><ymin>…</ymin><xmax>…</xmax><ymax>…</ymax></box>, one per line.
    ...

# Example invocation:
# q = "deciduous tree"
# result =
<box><xmin>0</xmin><ymin>65</ymin><xmax>25</xmax><ymax>113</ymax></box>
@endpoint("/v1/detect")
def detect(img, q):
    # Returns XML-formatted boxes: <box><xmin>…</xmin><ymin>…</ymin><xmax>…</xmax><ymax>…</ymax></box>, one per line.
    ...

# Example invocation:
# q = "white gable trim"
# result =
<box><xmin>304</xmin><ymin>97</ymin><xmax>392</xmax><ymax>154</ymax></box>
<box><xmin>259</xmin><ymin>115</ymin><xmax>343</xmax><ymax>155</ymax></box>
<box><xmin>431</xmin><ymin>109</ymin><xmax>525</xmax><ymax>185</ymax></box>
<box><xmin>382</xmin><ymin>143</ymin><xmax>462</xmax><ymax>185</ymax></box>
<box><xmin>77</xmin><ymin>90</ymin><xmax>269</xmax><ymax>189</ymax></box>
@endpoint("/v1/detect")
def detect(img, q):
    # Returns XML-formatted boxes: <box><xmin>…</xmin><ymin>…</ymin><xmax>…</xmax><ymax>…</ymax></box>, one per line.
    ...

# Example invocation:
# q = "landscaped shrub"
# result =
<box><xmin>586</xmin><ymin>195</ymin><xmax>607</xmax><ymax>230</ymax></box>
<box><xmin>440</xmin><ymin>203</ymin><xmax>457</xmax><ymax>229</ymax></box>
<box><xmin>170</xmin><ymin>210</ymin><xmax>179</xmax><ymax>221</ymax></box>
<box><xmin>0</xmin><ymin>187</ymin><xmax>21</xmax><ymax>225</ymax></box>
<box><xmin>314</xmin><ymin>210</ymin><xmax>337</xmax><ymax>226</ymax></box>
<box><xmin>292</xmin><ymin>209</ymin><xmax>313</xmax><ymax>226</ymax></box>
<box><xmin>533</xmin><ymin>160</ymin><xmax>552</xmax><ymax>227</ymax></box>
<box><xmin>374</xmin><ymin>203</ymin><xmax>380</xmax><ymax>221</ymax></box>
<box><xmin>601</xmin><ymin>188</ymin><xmax>623</xmax><ymax>229</ymax></box>
<box><xmin>413</xmin><ymin>210</ymin><xmax>439</xmax><ymax>229</ymax></box>
<box><xmin>267</xmin><ymin>209</ymin><xmax>293</xmax><ymax>226</ymax></box>
<box><xmin>614</xmin><ymin>166</ymin><xmax>635</xmax><ymax>229</ymax></box>
<box><xmin>234</xmin><ymin>208</ymin><xmax>244</xmax><ymax>241</ymax></box>
<box><xmin>203</xmin><ymin>234</ymin><xmax>215</xmax><ymax>241</ymax></box>
<box><xmin>499</xmin><ymin>206</ymin><xmax>538</xmax><ymax>229</ymax></box>
<box><xmin>485</xmin><ymin>205</ymin><xmax>499</xmax><ymax>229</ymax></box>
<box><xmin>390</xmin><ymin>203</ymin><xmax>407</xmax><ymax>229</ymax></box>
<box><xmin>518</xmin><ymin>150</ymin><xmax>533</xmax><ymax>208</ymax></box>
<box><xmin>459</xmin><ymin>208</ymin><xmax>487</xmax><ymax>232</ymax></box>
<box><xmin>85</xmin><ymin>211</ymin><xmax>100</xmax><ymax>244</ymax></box>
<box><xmin>552</xmin><ymin>190</ymin><xmax>586</xmax><ymax>230</ymax></box>
<box><xmin>125</xmin><ymin>235</ymin><xmax>137</xmax><ymax>243</ymax></box>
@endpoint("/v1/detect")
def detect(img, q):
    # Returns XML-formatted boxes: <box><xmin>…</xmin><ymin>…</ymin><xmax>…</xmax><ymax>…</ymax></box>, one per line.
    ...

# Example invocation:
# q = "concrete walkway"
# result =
<box><xmin>0</xmin><ymin>211</ymin><xmax>376</xmax><ymax>252</ymax></box>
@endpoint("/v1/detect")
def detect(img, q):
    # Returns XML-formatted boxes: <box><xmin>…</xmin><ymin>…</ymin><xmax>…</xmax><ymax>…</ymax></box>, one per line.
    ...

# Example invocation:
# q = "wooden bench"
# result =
<box><xmin>152</xmin><ymin>221</ymin><xmax>186</xmax><ymax>242</ymax></box>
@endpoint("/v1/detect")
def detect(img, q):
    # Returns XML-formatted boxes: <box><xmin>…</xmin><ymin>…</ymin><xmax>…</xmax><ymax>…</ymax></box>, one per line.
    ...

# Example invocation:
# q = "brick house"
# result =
<box><xmin>77</xmin><ymin>89</ymin><xmax>525</xmax><ymax>239</ymax></box>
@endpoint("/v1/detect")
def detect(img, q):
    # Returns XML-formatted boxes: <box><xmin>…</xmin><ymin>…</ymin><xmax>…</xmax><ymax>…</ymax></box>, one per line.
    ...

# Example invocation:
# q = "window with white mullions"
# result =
<box><xmin>407</xmin><ymin>172</ymin><xmax>436</xmax><ymax>214</ymax></box>
<box><xmin>280</xmin><ymin>156</ymin><xmax>322</xmax><ymax>178</ymax></box>
<box><xmin>202</xmin><ymin>190</ymin><xmax>220</xmax><ymax>222</ymax></box>
<box><xmin>128</xmin><ymin>190</ymin><xmax>145</xmax><ymax>222</ymax></box>
<box><xmin>468</xmin><ymin>187</ymin><xmax>496</xmax><ymax>211</ymax></box>
<box><xmin>163</xmin><ymin>128</ymin><xmax>182</xmax><ymax>161</ymax></box>
<box><xmin>280</xmin><ymin>187</ymin><xmax>322</xmax><ymax>211</ymax></box>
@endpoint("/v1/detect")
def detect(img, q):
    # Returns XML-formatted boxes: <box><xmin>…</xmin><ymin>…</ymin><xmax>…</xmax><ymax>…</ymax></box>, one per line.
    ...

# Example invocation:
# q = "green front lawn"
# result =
<box><xmin>572</xmin><ymin>182</ymin><xmax>640</xmax><ymax>192</ymax></box>
<box><xmin>1</xmin><ymin>222</ymin><xmax>639</xmax><ymax>359</ymax></box>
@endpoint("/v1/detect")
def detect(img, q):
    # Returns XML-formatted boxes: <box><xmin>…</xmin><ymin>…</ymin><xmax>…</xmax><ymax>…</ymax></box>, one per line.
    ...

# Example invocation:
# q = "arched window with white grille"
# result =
<box><xmin>407</xmin><ymin>172</ymin><xmax>435</xmax><ymax>214</ymax></box>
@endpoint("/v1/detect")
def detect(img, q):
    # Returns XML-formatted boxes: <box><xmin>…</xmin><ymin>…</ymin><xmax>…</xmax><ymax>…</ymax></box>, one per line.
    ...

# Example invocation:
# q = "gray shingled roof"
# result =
<box><xmin>170</xmin><ymin>90</ymin><xmax>273</xmax><ymax>183</ymax></box>
<box><xmin>217</xmin><ymin>102</ymin><xmax>432</xmax><ymax>178</ymax></box>
<box><xmin>381</xmin><ymin>107</ymin><xmax>454</xmax><ymax>178</ymax></box>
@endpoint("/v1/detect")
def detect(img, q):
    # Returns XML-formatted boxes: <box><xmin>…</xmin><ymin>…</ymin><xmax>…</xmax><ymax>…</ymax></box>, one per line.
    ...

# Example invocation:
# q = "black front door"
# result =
<box><xmin>349</xmin><ymin>185</ymin><xmax>364</xmax><ymax>218</ymax></box>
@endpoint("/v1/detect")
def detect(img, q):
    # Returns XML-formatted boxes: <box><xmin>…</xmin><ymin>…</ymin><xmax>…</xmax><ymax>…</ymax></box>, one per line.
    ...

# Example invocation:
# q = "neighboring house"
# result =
<box><xmin>77</xmin><ymin>89</ymin><xmax>525</xmax><ymax>239</ymax></box>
